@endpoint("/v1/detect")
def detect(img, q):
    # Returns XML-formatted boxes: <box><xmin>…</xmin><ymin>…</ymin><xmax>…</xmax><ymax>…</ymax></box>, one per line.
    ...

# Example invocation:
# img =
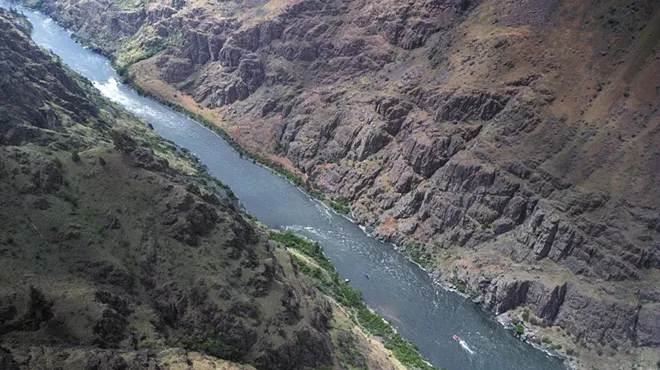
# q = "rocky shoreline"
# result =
<box><xmin>319</xmin><ymin>200</ymin><xmax>576</xmax><ymax>368</ymax></box>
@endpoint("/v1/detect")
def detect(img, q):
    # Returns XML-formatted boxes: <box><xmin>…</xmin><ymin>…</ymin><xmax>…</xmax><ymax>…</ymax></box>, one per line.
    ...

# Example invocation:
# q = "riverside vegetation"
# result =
<box><xmin>0</xmin><ymin>9</ymin><xmax>424</xmax><ymax>370</ymax></box>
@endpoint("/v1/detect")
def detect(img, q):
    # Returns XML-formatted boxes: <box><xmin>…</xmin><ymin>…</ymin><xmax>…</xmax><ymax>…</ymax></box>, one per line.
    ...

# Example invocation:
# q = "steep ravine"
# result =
<box><xmin>16</xmin><ymin>0</ymin><xmax>660</xmax><ymax>368</ymax></box>
<box><xmin>0</xmin><ymin>8</ymin><xmax>412</xmax><ymax>370</ymax></box>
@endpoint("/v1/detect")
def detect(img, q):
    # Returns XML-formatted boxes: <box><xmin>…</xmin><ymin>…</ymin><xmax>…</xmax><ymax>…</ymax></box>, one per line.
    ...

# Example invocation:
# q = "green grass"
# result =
<box><xmin>404</xmin><ymin>243</ymin><xmax>433</xmax><ymax>269</ymax></box>
<box><xmin>271</xmin><ymin>231</ymin><xmax>438</xmax><ymax>370</ymax></box>
<box><xmin>326</xmin><ymin>199</ymin><xmax>350</xmax><ymax>214</ymax></box>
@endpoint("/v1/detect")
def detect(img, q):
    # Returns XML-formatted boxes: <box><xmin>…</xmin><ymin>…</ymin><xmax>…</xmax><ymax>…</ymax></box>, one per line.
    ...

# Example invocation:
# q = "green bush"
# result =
<box><xmin>71</xmin><ymin>150</ymin><xmax>81</xmax><ymax>162</ymax></box>
<box><xmin>57</xmin><ymin>190</ymin><xmax>79</xmax><ymax>208</ymax></box>
<box><xmin>522</xmin><ymin>308</ymin><xmax>530</xmax><ymax>321</ymax></box>
<box><xmin>110</xmin><ymin>130</ymin><xmax>137</xmax><ymax>152</ymax></box>
<box><xmin>199</xmin><ymin>339</ymin><xmax>241</xmax><ymax>361</ymax></box>
<box><xmin>514</xmin><ymin>323</ymin><xmax>524</xmax><ymax>336</ymax></box>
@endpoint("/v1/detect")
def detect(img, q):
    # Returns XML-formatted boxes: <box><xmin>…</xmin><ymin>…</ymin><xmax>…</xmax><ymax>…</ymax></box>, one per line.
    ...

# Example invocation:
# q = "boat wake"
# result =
<box><xmin>460</xmin><ymin>340</ymin><xmax>475</xmax><ymax>355</ymax></box>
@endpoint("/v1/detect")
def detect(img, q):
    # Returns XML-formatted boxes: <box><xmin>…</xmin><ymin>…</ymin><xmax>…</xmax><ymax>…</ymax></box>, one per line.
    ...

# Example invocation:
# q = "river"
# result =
<box><xmin>1</xmin><ymin>2</ymin><xmax>567</xmax><ymax>369</ymax></box>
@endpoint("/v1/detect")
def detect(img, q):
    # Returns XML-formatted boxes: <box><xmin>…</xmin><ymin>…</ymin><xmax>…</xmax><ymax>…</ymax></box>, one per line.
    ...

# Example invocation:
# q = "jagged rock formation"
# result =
<box><xmin>0</xmin><ymin>9</ymin><xmax>403</xmax><ymax>370</ymax></box>
<box><xmin>23</xmin><ymin>0</ymin><xmax>660</xmax><ymax>367</ymax></box>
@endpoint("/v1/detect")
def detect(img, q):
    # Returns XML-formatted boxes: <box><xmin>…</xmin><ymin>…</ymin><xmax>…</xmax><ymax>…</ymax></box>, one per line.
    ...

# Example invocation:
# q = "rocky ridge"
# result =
<box><xmin>22</xmin><ymin>0</ymin><xmax>660</xmax><ymax>368</ymax></box>
<box><xmin>0</xmin><ymin>9</ymin><xmax>406</xmax><ymax>370</ymax></box>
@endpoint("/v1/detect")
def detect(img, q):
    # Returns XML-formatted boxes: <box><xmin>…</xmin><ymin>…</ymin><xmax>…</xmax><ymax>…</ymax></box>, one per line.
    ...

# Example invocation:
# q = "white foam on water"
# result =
<box><xmin>94</xmin><ymin>78</ymin><xmax>163</xmax><ymax>121</ymax></box>
<box><xmin>460</xmin><ymin>340</ymin><xmax>475</xmax><ymax>355</ymax></box>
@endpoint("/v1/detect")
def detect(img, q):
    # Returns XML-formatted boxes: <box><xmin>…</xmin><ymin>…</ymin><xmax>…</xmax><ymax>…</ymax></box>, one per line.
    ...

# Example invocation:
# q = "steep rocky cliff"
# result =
<box><xmin>0</xmin><ymin>9</ymin><xmax>407</xmax><ymax>370</ymax></box>
<box><xmin>21</xmin><ymin>0</ymin><xmax>660</xmax><ymax>368</ymax></box>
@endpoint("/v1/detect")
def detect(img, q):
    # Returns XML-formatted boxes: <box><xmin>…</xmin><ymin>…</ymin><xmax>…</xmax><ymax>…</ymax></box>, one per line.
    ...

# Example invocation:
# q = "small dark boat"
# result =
<box><xmin>364</xmin><ymin>272</ymin><xmax>370</xmax><ymax>279</ymax></box>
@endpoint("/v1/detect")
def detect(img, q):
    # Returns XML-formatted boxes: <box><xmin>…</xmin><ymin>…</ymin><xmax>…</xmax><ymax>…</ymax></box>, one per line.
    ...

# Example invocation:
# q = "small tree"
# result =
<box><xmin>71</xmin><ymin>150</ymin><xmax>80</xmax><ymax>162</ymax></box>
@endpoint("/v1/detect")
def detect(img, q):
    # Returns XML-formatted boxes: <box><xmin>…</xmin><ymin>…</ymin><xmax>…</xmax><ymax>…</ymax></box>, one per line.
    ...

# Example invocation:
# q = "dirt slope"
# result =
<box><xmin>20</xmin><ymin>0</ymin><xmax>660</xmax><ymax>368</ymax></box>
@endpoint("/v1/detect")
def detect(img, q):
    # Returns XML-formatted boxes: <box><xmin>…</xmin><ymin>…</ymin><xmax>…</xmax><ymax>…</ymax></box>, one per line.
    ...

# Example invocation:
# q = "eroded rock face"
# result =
<box><xmin>255</xmin><ymin>328</ymin><xmax>333</xmax><ymax>370</ymax></box>
<box><xmin>555</xmin><ymin>285</ymin><xmax>639</xmax><ymax>346</ymax></box>
<box><xmin>636</xmin><ymin>306</ymin><xmax>660</xmax><ymax>346</ymax></box>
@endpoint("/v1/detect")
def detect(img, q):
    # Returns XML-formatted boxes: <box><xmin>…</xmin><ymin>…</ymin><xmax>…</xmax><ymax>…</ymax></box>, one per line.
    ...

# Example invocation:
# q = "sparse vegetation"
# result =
<box><xmin>111</xmin><ymin>129</ymin><xmax>137</xmax><ymax>152</ymax></box>
<box><xmin>326</xmin><ymin>199</ymin><xmax>350</xmax><ymax>214</ymax></box>
<box><xmin>405</xmin><ymin>243</ymin><xmax>433</xmax><ymax>269</ymax></box>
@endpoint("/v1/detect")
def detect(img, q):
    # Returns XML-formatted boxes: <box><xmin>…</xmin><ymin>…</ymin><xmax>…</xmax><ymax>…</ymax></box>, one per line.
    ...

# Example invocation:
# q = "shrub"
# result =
<box><xmin>542</xmin><ymin>337</ymin><xmax>552</xmax><ymax>344</ymax></box>
<box><xmin>327</xmin><ymin>199</ymin><xmax>350</xmax><ymax>214</ymax></box>
<box><xmin>514</xmin><ymin>324</ymin><xmax>524</xmax><ymax>336</ymax></box>
<box><xmin>57</xmin><ymin>190</ymin><xmax>78</xmax><ymax>207</ymax></box>
<box><xmin>110</xmin><ymin>130</ymin><xmax>137</xmax><ymax>153</ymax></box>
<box><xmin>71</xmin><ymin>150</ymin><xmax>81</xmax><ymax>162</ymax></box>
<box><xmin>522</xmin><ymin>308</ymin><xmax>530</xmax><ymax>321</ymax></box>
<box><xmin>52</xmin><ymin>157</ymin><xmax>63</xmax><ymax>168</ymax></box>
<box><xmin>199</xmin><ymin>339</ymin><xmax>241</xmax><ymax>361</ymax></box>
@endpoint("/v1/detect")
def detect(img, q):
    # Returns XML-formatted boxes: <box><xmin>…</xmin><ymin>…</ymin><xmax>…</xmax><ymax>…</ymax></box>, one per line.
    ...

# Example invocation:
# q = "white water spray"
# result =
<box><xmin>460</xmin><ymin>340</ymin><xmax>475</xmax><ymax>355</ymax></box>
